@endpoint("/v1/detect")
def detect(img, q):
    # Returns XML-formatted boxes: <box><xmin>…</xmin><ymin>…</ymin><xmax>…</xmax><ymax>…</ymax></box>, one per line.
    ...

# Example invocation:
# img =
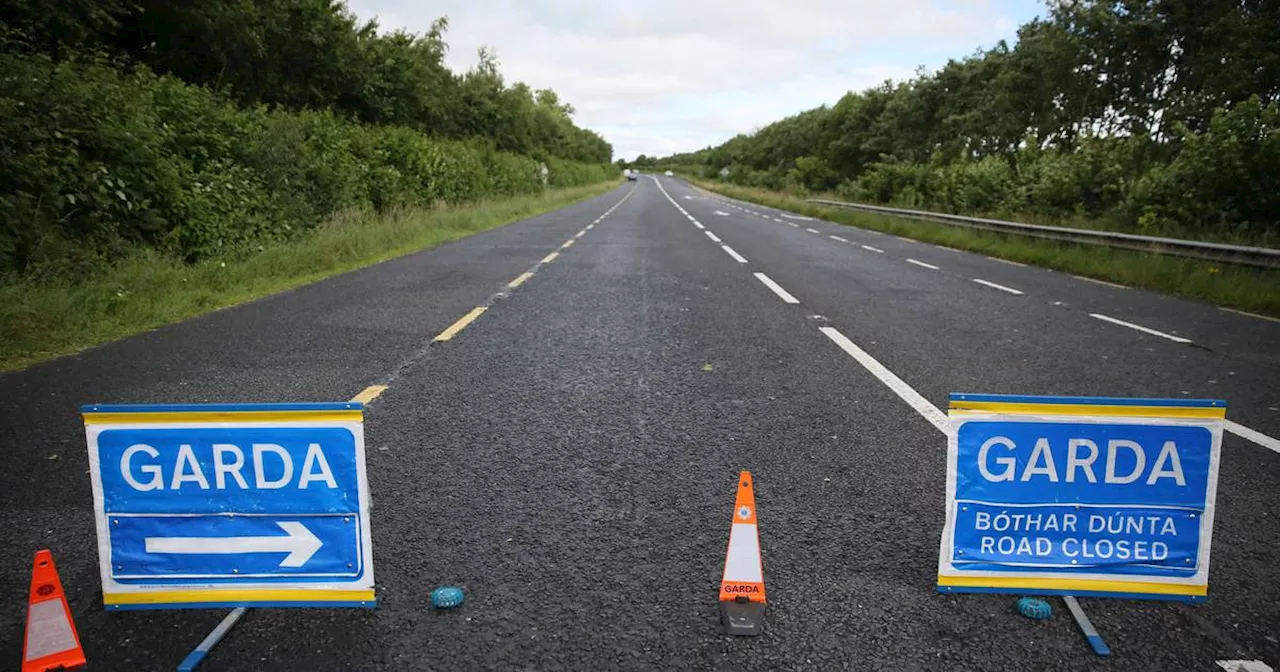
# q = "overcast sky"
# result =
<box><xmin>345</xmin><ymin>0</ymin><xmax>1045</xmax><ymax>160</ymax></box>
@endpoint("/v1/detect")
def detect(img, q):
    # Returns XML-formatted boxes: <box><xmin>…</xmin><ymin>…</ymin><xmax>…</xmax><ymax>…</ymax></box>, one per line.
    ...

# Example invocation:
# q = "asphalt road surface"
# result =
<box><xmin>2</xmin><ymin>176</ymin><xmax>1278</xmax><ymax>670</ymax></box>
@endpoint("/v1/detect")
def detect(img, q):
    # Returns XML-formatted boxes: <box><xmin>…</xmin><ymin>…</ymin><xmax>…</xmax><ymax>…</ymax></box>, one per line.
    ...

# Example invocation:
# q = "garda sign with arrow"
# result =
<box><xmin>83</xmin><ymin>403</ymin><xmax>375</xmax><ymax>610</ymax></box>
<box><xmin>937</xmin><ymin>394</ymin><xmax>1225</xmax><ymax>603</ymax></box>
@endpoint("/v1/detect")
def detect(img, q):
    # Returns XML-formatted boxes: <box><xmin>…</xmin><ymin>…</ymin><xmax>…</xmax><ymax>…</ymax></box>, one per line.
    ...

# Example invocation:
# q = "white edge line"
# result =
<box><xmin>753</xmin><ymin>272</ymin><xmax>799</xmax><ymax>304</ymax></box>
<box><xmin>1089</xmin><ymin>313</ymin><xmax>1192</xmax><ymax>344</ymax></box>
<box><xmin>1074</xmin><ymin>275</ymin><xmax>1128</xmax><ymax>289</ymax></box>
<box><xmin>705</xmin><ymin>231</ymin><xmax>722</xmax><ymax>243</ymax></box>
<box><xmin>972</xmin><ymin>278</ymin><xmax>1025</xmax><ymax>295</ymax></box>
<box><xmin>722</xmin><ymin>245</ymin><xmax>748</xmax><ymax>264</ymax></box>
<box><xmin>1220</xmin><ymin>307</ymin><xmax>1280</xmax><ymax>323</ymax></box>
<box><xmin>694</xmin><ymin>221</ymin><xmax>705</xmax><ymax>230</ymax></box>
<box><xmin>1225</xmin><ymin>421</ymin><xmax>1280</xmax><ymax>455</ymax></box>
<box><xmin>906</xmin><ymin>258</ymin><xmax>940</xmax><ymax>270</ymax></box>
<box><xmin>1216</xmin><ymin>661</ymin><xmax>1276</xmax><ymax>672</ymax></box>
<box><xmin>819</xmin><ymin>327</ymin><xmax>948</xmax><ymax>434</ymax></box>
<box><xmin>988</xmin><ymin>256</ymin><xmax>1027</xmax><ymax>267</ymax></box>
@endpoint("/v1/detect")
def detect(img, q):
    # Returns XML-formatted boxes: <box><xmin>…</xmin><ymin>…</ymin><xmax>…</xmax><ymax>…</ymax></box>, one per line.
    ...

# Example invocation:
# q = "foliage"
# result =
<box><xmin>0</xmin><ymin>35</ymin><xmax>614</xmax><ymax>280</ymax></box>
<box><xmin>1</xmin><ymin>1</ymin><xmax>612</xmax><ymax>164</ymax></box>
<box><xmin>656</xmin><ymin>0</ymin><xmax>1280</xmax><ymax>245</ymax></box>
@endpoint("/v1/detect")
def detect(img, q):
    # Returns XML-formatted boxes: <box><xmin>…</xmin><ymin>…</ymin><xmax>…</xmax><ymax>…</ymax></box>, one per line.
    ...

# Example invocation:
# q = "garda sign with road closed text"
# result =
<box><xmin>83</xmin><ymin>403</ymin><xmax>375</xmax><ymax>610</ymax></box>
<box><xmin>937</xmin><ymin>394</ymin><xmax>1226</xmax><ymax>603</ymax></box>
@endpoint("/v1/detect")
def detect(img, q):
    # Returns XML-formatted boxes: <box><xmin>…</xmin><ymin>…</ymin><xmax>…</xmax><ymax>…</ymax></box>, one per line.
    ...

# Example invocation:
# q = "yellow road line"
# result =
<box><xmin>542</xmin><ymin>251</ymin><xmax>559</xmax><ymax>263</ymax></box>
<box><xmin>508</xmin><ymin>272</ymin><xmax>534</xmax><ymax>289</ymax></box>
<box><xmin>434</xmin><ymin>306</ymin><xmax>487</xmax><ymax>342</ymax></box>
<box><xmin>350</xmin><ymin>385</ymin><xmax>388</xmax><ymax>405</ymax></box>
<box><xmin>562</xmin><ymin>239</ymin><xmax>575</xmax><ymax>249</ymax></box>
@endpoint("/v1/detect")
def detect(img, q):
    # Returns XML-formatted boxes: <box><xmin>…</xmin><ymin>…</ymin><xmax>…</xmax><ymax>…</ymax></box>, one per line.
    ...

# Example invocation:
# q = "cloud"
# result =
<box><xmin>346</xmin><ymin>0</ymin><xmax>1038</xmax><ymax>159</ymax></box>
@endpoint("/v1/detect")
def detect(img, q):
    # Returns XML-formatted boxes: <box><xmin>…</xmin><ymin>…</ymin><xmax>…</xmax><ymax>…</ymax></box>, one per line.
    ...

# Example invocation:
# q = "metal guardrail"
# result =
<box><xmin>806</xmin><ymin>198</ymin><xmax>1280</xmax><ymax>269</ymax></box>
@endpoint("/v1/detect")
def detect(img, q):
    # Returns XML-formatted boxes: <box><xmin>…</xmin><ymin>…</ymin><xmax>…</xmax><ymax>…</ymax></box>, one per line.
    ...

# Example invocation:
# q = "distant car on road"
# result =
<box><xmin>665</xmin><ymin>170</ymin><xmax>673</xmax><ymax>176</ymax></box>
<box><xmin>626</xmin><ymin>171</ymin><xmax>638</xmax><ymax>181</ymax></box>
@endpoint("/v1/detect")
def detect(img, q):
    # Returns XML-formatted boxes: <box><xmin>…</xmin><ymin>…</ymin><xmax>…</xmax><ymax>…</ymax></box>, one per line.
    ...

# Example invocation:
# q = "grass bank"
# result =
<box><xmin>0</xmin><ymin>181</ymin><xmax>620</xmax><ymax>371</ymax></box>
<box><xmin>687</xmin><ymin>178</ymin><xmax>1280</xmax><ymax>318</ymax></box>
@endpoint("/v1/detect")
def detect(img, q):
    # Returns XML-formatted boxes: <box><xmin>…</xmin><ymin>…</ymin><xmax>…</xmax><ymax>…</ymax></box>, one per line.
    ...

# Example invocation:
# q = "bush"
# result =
<box><xmin>0</xmin><ymin>53</ymin><xmax>615</xmax><ymax>282</ymax></box>
<box><xmin>855</xmin><ymin>162</ymin><xmax>936</xmax><ymax>206</ymax></box>
<box><xmin>936</xmin><ymin>156</ymin><xmax>1016</xmax><ymax>213</ymax></box>
<box><xmin>545</xmin><ymin>157</ymin><xmax>615</xmax><ymax>188</ymax></box>
<box><xmin>788</xmin><ymin>155</ymin><xmax>839</xmax><ymax>193</ymax></box>
<box><xmin>1127</xmin><ymin>98</ymin><xmax>1280</xmax><ymax>242</ymax></box>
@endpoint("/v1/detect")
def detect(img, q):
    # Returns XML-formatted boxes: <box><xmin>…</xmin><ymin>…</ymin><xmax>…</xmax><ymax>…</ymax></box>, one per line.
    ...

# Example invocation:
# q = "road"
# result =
<box><xmin>2</xmin><ymin>176</ymin><xmax>1278</xmax><ymax>670</ymax></box>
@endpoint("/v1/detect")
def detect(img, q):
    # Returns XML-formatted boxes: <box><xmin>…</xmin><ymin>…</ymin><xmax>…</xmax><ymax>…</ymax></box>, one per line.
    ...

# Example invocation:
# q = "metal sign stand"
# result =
<box><xmin>177</xmin><ymin>607</ymin><xmax>247</xmax><ymax>671</ymax></box>
<box><xmin>1063</xmin><ymin>596</ymin><xmax>1110</xmax><ymax>656</ymax></box>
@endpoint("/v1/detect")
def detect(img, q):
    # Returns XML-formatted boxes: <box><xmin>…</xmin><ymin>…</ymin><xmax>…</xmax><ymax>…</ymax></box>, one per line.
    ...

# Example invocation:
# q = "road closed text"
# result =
<box><xmin>952</xmin><ymin>504</ymin><xmax>1201</xmax><ymax>569</ymax></box>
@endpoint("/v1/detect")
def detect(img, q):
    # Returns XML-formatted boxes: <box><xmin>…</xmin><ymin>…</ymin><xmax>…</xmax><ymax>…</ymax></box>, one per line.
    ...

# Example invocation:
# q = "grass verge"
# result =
<box><xmin>687</xmin><ymin>178</ymin><xmax>1280</xmax><ymax>318</ymax></box>
<box><xmin>0</xmin><ymin>181</ymin><xmax>621</xmax><ymax>371</ymax></box>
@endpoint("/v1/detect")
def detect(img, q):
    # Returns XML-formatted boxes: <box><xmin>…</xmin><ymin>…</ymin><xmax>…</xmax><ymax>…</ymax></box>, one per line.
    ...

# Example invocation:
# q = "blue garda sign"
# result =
<box><xmin>84</xmin><ymin>403</ymin><xmax>375</xmax><ymax>610</ymax></box>
<box><xmin>937</xmin><ymin>394</ymin><xmax>1225</xmax><ymax>603</ymax></box>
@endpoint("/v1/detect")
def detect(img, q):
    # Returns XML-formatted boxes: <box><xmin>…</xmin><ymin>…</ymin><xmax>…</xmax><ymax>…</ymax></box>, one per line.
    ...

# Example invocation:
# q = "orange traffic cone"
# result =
<box><xmin>719</xmin><ymin>471</ymin><xmax>766</xmax><ymax>635</ymax></box>
<box><xmin>22</xmin><ymin>550</ymin><xmax>85</xmax><ymax>672</ymax></box>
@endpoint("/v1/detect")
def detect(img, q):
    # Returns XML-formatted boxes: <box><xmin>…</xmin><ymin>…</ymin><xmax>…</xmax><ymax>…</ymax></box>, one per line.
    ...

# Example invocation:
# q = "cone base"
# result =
<box><xmin>720</xmin><ymin>600</ymin><xmax>765</xmax><ymax>636</ymax></box>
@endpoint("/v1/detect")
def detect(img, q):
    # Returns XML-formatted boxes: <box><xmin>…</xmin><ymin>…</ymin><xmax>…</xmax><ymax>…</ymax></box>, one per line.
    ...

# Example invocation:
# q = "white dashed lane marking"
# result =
<box><xmin>819</xmin><ymin>327</ymin><xmax>949</xmax><ymax>433</ymax></box>
<box><xmin>722</xmin><ymin>245</ymin><xmax>748</xmax><ymax>264</ymax></box>
<box><xmin>972</xmin><ymin>279</ymin><xmax>1024</xmax><ymax>295</ymax></box>
<box><xmin>1089</xmin><ymin>313</ymin><xmax>1191</xmax><ymax>344</ymax></box>
<box><xmin>754</xmin><ymin>273</ymin><xmax>799</xmax><ymax>304</ymax></box>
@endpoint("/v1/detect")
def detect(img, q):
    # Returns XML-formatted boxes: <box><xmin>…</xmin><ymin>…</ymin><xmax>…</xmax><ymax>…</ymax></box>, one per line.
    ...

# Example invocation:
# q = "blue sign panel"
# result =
<box><xmin>937</xmin><ymin>394</ymin><xmax>1225</xmax><ymax>603</ymax></box>
<box><xmin>84</xmin><ymin>403</ymin><xmax>375</xmax><ymax>610</ymax></box>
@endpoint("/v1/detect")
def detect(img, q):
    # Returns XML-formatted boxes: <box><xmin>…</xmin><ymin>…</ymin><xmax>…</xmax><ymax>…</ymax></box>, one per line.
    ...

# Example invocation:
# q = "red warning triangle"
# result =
<box><xmin>23</xmin><ymin>550</ymin><xmax>85</xmax><ymax>672</ymax></box>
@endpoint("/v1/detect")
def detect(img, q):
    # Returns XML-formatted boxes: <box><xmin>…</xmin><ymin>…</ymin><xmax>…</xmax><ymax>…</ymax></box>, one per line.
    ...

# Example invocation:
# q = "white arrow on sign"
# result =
<box><xmin>145</xmin><ymin>521</ymin><xmax>323</xmax><ymax>568</ymax></box>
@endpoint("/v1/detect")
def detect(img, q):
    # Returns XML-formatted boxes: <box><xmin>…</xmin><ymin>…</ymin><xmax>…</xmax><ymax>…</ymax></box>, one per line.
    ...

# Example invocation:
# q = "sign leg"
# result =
<box><xmin>177</xmin><ymin>607</ymin><xmax>248</xmax><ymax>671</ymax></box>
<box><xmin>1063</xmin><ymin>596</ymin><xmax>1110</xmax><ymax>657</ymax></box>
